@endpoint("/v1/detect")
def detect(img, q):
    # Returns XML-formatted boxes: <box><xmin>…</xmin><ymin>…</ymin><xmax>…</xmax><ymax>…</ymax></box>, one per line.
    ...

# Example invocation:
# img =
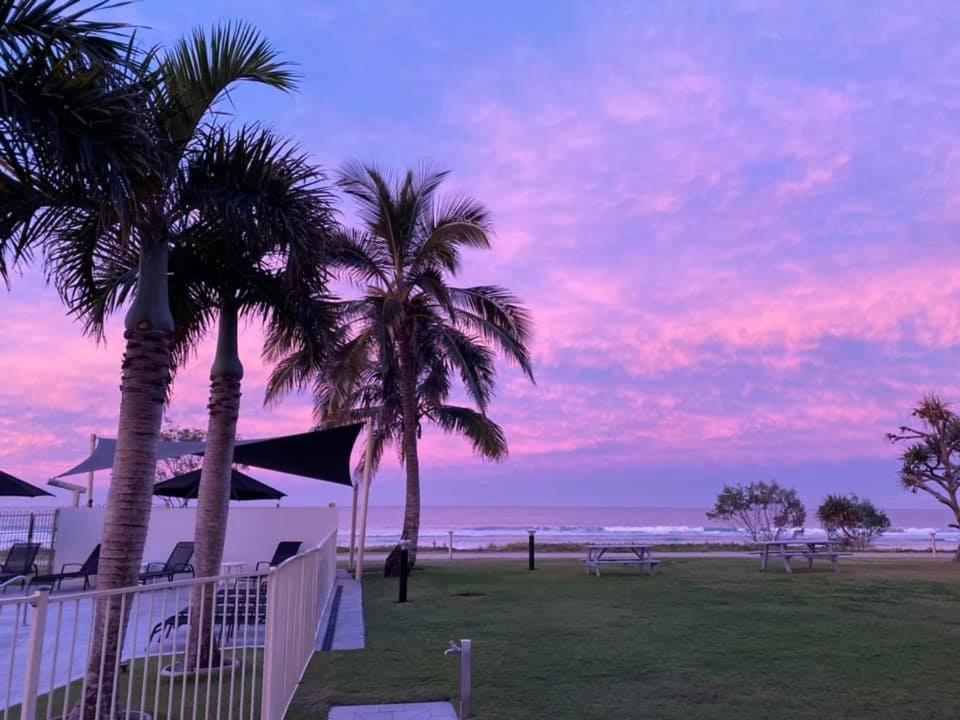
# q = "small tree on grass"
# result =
<box><xmin>707</xmin><ymin>480</ymin><xmax>806</xmax><ymax>541</ymax></box>
<box><xmin>156</xmin><ymin>421</ymin><xmax>205</xmax><ymax>507</ymax></box>
<box><xmin>887</xmin><ymin>395</ymin><xmax>960</xmax><ymax>561</ymax></box>
<box><xmin>816</xmin><ymin>494</ymin><xmax>891</xmax><ymax>550</ymax></box>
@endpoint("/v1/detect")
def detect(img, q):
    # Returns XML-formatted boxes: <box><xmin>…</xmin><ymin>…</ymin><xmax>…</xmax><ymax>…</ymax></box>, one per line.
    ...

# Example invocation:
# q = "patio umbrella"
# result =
<box><xmin>0</xmin><ymin>470</ymin><xmax>53</xmax><ymax>497</ymax></box>
<box><xmin>153</xmin><ymin>468</ymin><xmax>286</xmax><ymax>502</ymax></box>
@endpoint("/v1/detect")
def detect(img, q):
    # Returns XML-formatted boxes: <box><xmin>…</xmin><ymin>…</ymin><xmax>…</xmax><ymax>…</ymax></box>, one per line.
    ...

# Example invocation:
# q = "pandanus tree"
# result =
<box><xmin>45</xmin><ymin>22</ymin><xmax>297</xmax><ymax>717</ymax></box>
<box><xmin>81</xmin><ymin>125</ymin><xmax>336</xmax><ymax>668</ymax></box>
<box><xmin>888</xmin><ymin>395</ymin><xmax>960</xmax><ymax>560</ymax></box>
<box><xmin>267</xmin><ymin>164</ymin><xmax>535</xmax><ymax>574</ymax></box>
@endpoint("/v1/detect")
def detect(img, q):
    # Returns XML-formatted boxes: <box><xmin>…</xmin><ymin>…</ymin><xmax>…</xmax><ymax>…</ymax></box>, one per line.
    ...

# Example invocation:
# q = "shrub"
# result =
<box><xmin>816</xmin><ymin>494</ymin><xmax>891</xmax><ymax>550</ymax></box>
<box><xmin>707</xmin><ymin>480</ymin><xmax>806</xmax><ymax>541</ymax></box>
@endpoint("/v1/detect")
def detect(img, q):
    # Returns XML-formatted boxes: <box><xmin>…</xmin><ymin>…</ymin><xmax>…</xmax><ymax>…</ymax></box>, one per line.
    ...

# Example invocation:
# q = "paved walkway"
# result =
<box><xmin>329</xmin><ymin>702</ymin><xmax>457</xmax><ymax>719</ymax></box>
<box><xmin>318</xmin><ymin>570</ymin><xmax>365</xmax><ymax>651</ymax></box>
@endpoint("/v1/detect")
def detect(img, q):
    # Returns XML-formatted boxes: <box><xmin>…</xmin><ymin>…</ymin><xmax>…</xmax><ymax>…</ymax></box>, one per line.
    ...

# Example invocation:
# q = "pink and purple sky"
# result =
<box><xmin>2</xmin><ymin>1</ymin><xmax>959</xmax><ymax>510</ymax></box>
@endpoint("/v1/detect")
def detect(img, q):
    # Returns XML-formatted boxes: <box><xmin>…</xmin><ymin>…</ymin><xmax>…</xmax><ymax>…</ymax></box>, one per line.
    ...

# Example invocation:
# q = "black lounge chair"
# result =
<box><xmin>139</xmin><ymin>541</ymin><xmax>194</xmax><ymax>584</ymax></box>
<box><xmin>0</xmin><ymin>542</ymin><xmax>41</xmax><ymax>592</ymax></box>
<box><xmin>148</xmin><ymin>583</ymin><xmax>269</xmax><ymax>646</ymax></box>
<box><xmin>255</xmin><ymin>541</ymin><xmax>302</xmax><ymax>571</ymax></box>
<box><xmin>30</xmin><ymin>544</ymin><xmax>100</xmax><ymax>591</ymax></box>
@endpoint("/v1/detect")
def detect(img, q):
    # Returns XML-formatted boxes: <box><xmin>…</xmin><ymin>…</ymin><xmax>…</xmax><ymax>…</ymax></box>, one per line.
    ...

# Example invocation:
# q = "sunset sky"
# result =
<box><xmin>2</xmin><ymin>1</ymin><xmax>959</xmax><ymax>511</ymax></box>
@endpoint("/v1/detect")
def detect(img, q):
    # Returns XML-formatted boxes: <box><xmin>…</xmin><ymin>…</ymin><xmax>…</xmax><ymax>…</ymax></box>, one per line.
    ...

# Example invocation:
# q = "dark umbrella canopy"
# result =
<box><xmin>0</xmin><ymin>470</ymin><xmax>53</xmax><ymax>497</ymax></box>
<box><xmin>153</xmin><ymin>468</ymin><xmax>285</xmax><ymax>502</ymax></box>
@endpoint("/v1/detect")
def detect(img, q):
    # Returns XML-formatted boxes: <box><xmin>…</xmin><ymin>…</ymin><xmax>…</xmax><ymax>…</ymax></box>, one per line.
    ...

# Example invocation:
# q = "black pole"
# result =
<box><xmin>528</xmin><ymin>530</ymin><xmax>535</xmax><ymax>571</ymax></box>
<box><xmin>399</xmin><ymin>542</ymin><xmax>409</xmax><ymax>603</ymax></box>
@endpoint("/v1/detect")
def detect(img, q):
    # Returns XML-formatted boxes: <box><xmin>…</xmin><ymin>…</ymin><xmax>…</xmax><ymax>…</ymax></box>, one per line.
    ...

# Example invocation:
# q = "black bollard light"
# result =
<box><xmin>528</xmin><ymin>528</ymin><xmax>536</xmax><ymax>571</ymax></box>
<box><xmin>399</xmin><ymin>540</ymin><xmax>410</xmax><ymax>603</ymax></box>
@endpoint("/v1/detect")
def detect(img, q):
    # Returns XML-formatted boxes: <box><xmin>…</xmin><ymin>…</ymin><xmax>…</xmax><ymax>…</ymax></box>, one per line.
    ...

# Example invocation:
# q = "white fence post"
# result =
<box><xmin>261</xmin><ymin>566</ymin><xmax>281</xmax><ymax>720</ymax></box>
<box><xmin>20</xmin><ymin>590</ymin><xmax>49</xmax><ymax>720</ymax></box>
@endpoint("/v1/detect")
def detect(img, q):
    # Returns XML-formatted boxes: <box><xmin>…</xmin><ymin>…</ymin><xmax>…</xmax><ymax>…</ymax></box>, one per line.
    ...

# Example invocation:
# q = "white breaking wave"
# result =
<box><xmin>338</xmin><ymin>508</ymin><xmax>960</xmax><ymax>550</ymax></box>
<box><xmin>602</xmin><ymin>525</ymin><xmax>706</xmax><ymax>534</ymax></box>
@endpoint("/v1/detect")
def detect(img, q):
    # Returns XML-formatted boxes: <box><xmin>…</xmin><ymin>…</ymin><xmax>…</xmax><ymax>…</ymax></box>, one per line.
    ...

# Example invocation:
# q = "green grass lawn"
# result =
<box><xmin>7</xmin><ymin>651</ymin><xmax>262</xmax><ymax>720</ymax></box>
<box><xmin>289</xmin><ymin>558</ymin><xmax>960</xmax><ymax>720</ymax></box>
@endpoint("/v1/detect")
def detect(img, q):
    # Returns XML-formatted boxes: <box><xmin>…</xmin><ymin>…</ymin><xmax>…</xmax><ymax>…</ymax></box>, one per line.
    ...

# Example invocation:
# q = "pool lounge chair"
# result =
<box><xmin>29</xmin><ymin>544</ymin><xmax>100</xmax><ymax>591</ymax></box>
<box><xmin>0</xmin><ymin>542</ymin><xmax>41</xmax><ymax>592</ymax></box>
<box><xmin>255</xmin><ymin>541</ymin><xmax>302</xmax><ymax>570</ymax></box>
<box><xmin>139</xmin><ymin>541</ymin><xmax>194</xmax><ymax>584</ymax></box>
<box><xmin>148</xmin><ymin>583</ymin><xmax>269</xmax><ymax>646</ymax></box>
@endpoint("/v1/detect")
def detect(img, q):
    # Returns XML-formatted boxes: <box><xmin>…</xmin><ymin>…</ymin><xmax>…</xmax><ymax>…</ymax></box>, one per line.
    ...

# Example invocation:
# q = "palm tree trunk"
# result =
<box><xmin>186</xmin><ymin>304</ymin><xmax>243</xmax><ymax>670</ymax></box>
<box><xmin>385</xmin><ymin>328</ymin><xmax>421</xmax><ymax>577</ymax></box>
<box><xmin>78</xmin><ymin>233</ymin><xmax>173</xmax><ymax>719</ymax></box>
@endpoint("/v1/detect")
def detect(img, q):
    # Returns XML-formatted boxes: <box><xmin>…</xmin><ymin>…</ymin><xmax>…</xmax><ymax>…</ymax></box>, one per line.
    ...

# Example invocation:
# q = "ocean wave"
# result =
<box><xmin>602</xmin><ymin>525</ymin><xmax>707</xmax><ymax>534</ymax></box>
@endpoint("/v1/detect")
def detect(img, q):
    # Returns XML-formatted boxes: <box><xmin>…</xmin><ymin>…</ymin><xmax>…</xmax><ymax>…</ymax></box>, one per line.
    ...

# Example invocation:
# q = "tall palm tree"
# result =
<box><xmin>177</xmin><ymin>126</ymin><xmax>335</xmax><ymax>668</ymax></box>
<box><xmin>82</xmin><ymin>125</ymin><xmax>337</xmax><ymax>668</ymax></box>
<box><xmin>268</xmin><ymin>164</ymin><xmax>535</xmax><ymax>573</ymax></box>
<box><xmin>48</xmin><ymin>23</ymin><xmax>297</xmax><ymax>718</ymax></box>
<box><xmin>1</xmin><ymin>8</ymin><xmax>158</xmax><ymax>714</ymax></box>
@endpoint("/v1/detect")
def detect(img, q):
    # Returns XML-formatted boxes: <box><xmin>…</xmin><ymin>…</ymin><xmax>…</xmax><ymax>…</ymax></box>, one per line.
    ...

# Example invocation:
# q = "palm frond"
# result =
<box><xmin>449</xmin><ymin>285</ymin><xmax>535</xmax><ymax>381</ymax></box>
<box><xmin>411</xmin><ymin>193</ymin><xmax>491</xmax><ymax>274</ymax></box>
<box><xmin>160</xmin><ymin>21</ymin><xmax>298</xmax><ymax>150</ymax></box>
<box><xmin>336</xmin><ymin>162</ymin><xmax>404</xmax><ymax>270</ymax></box>
<box><xmin>45</xmin><ymin>212</ymin><xmax>136</xmax><ymax>337</ymax></box>
<box><xmin>431</xmin><ymin>405</ymin><xmax>508</xmax><ymax>460</ymax></box>
<box><xmin>329</xmin><ymin>227</ymin><xmax>389</xmax><ymax>286</ymax></box>
<box><xmin>0</xmin><ymin>0</ymin><xmax>133</xmax><ymax>65</ymax></box>
<box><xmin>0</xmin><ymin>6</ymin><xmax>161</xmax><ymax>281</ymax></box>
<box><xmin>431</xmin><ymin>323</ymin><xmax>496</xmax><ymax>411</ymax></box>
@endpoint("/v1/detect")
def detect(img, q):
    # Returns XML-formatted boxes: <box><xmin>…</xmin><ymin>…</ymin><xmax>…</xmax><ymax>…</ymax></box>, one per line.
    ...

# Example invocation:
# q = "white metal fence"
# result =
<box><xmin>261</xmin><ymin>539</ymin><xmax>337</xmax><ymax>720</ymax></box>
<box><xmin>0</xmin><ymin>530</ymin><xmax>337</xmax><ymax>720</ymax></box>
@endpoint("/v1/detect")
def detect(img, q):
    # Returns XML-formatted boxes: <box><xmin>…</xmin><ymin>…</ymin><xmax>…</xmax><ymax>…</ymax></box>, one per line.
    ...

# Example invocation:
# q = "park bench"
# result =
<box><xmin>755</xmin><ymin>540</ymin><xmax>853</xmax><ymax>574</ymax></box>
<box><xmin>583</xmin><ymin>542</ymin><xmax>660</xmax><ymax>577</ymax></box>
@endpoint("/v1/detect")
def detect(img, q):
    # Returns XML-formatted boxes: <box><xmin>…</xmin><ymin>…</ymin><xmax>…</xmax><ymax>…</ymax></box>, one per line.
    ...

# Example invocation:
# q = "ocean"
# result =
<box><xmin>338</xmin><ymin>505</ymin><xmax>960</xmax><ymax>550</ymax></box>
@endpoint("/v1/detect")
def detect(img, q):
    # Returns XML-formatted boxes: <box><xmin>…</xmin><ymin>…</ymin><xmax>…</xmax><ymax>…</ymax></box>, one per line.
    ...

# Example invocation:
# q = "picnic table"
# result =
<box><xmin>584</xmin><ymin>542</ymin><xmax>659</xmax><ymax>576</ymax></box>
<box><xmin>758</xmin><ymin>539</ymin><xmax>850</xmax><ymax>574</ymax></box>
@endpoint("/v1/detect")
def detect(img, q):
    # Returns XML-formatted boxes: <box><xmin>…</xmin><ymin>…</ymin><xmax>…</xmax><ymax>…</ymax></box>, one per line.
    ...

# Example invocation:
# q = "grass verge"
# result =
<box><xmin>290</xmin><ymin>558</ymin><xmax>960</xmax><ymax>720</ymax></box>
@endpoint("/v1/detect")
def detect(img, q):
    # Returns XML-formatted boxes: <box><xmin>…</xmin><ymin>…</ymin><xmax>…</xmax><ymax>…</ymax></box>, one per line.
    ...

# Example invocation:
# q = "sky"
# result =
<box><xmin>2</xmin><ymin>0</ymin><xmax>960</xmax><ymax>512</ymax></box>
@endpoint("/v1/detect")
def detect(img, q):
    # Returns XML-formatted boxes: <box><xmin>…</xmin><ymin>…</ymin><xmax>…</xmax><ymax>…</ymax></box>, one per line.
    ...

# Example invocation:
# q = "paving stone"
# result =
<box><xmin>328</xmin><ymin>701</ymin><xmax>458</xmax><ymax>719</ymax></box>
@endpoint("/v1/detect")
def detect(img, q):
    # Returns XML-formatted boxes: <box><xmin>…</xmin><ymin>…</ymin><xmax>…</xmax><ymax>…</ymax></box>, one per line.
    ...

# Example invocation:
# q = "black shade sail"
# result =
<box><xmin>0</xmin><ymin>470</ymin><xmax>53</xmax><ymax>497</ymax></box>
<box><xmin>154</xmin><ymin>468</ymin><xmax>285</xmax><ymax>501</ymax></box>
<box><xmin>55</xmin><ymin>423</ymin><xmax>363</xmax><ymax>487</ymax></box>
<box><xmin>229</xmin><ymin>425</ymin><xmax>362</xmax><ymax>486</ymax></box>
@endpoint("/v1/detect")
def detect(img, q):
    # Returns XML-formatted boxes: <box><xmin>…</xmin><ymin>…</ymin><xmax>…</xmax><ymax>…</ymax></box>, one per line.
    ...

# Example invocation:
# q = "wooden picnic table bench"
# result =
<box><xmin>583</xmin><ymin>542</ymin><xmax>659</xmax><ymax>577</ymax></box>
<box><xmin>756</xmin><ymin>540</ymin><xmax>852</xmax><ymax>574</ymax></box>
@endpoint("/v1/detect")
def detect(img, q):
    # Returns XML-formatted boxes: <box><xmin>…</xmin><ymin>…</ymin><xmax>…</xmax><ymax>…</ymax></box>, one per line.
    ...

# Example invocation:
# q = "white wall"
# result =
<box><xmin>53</xmin><ymin>505</ymin><xmax>338</xmax><ymax>573</ymax></box>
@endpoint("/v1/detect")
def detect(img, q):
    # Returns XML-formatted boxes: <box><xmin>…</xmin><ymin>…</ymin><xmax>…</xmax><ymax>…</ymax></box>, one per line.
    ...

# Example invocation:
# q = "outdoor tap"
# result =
<box><xmin>445</xmin><ymin>639</ymin><xmax>472</xmax><ymax>718</ymax></box>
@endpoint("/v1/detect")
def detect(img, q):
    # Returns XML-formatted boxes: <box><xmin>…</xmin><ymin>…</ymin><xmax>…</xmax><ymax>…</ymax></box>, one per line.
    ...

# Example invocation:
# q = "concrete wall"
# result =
<box><xmin>53</xmin><ymin>505</ymin><xmax>338</xmax><ymax>573</ymax></box>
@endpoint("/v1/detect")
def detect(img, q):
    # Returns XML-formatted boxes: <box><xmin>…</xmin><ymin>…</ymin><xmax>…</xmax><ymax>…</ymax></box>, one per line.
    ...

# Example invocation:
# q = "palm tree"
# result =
<box><xmin>82</xmin><ymin>125</ymin><xmax>336</xmax><ymax>668</ymax></box>
<box><xmin>268</xmin><ymin>164</ymin><xmax>535</xmax><ymax>574</ymax></box>
<box><xmin>177</xmin><ymin>126</ymin><xmax>335</xmax><ymax>668</ymax></box>
<box><xmin>47</xmin><ymin>23</ymin><xmax>297</xmax><ymax>718</ymax></box>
